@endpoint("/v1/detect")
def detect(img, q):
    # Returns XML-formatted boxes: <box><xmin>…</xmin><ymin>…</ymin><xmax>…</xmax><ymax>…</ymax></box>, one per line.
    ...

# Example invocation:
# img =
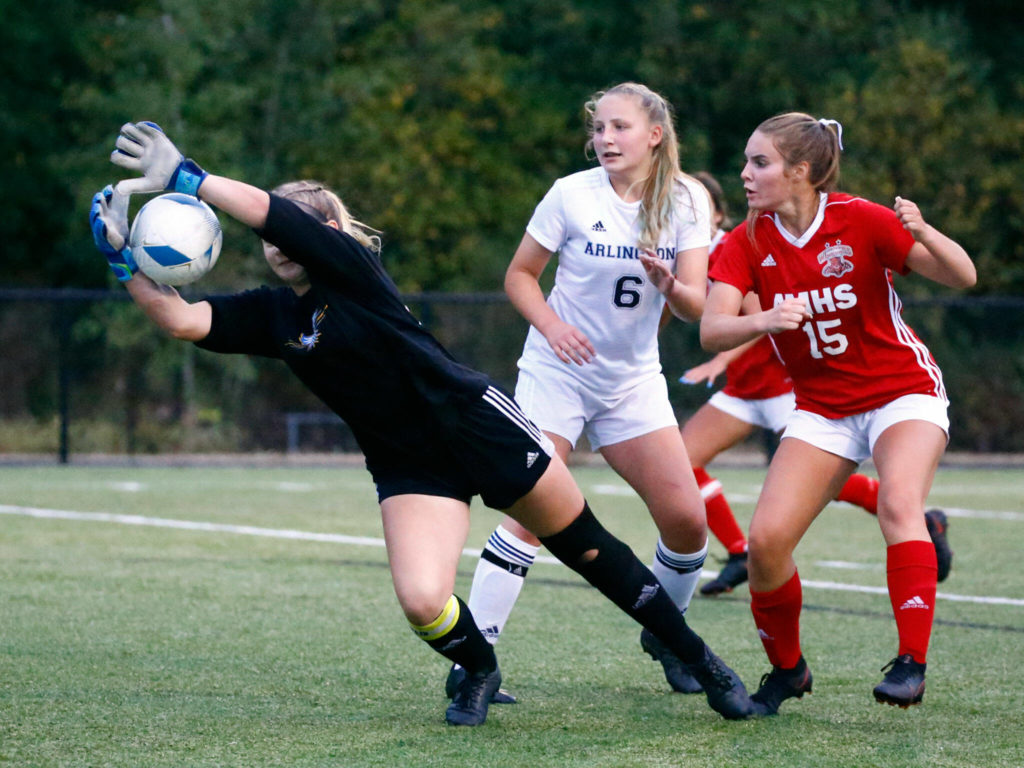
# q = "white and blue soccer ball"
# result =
<box><xmin>129</xmin><ymin>193</ymin><xmax>222</xmax><ymax>286</ymax></box>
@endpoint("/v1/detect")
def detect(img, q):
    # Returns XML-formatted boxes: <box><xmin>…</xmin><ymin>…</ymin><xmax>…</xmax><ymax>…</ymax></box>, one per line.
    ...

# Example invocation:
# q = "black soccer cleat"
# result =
<box><xmin>683</xmin><ymin>644</ymin><xmax>754</xmax><ymax>720</ymax></box>
<box><xmin>873</xmin><ymin>654</ymin><xmax>926</xmax><ymax>708</ymax></box>
<box><xmin>750</xmin><ymin>656</ymin><xmax>813</xmax><ymax>716</ymax></box>
<box><xmin>700</xmin><ymin>552</ymin><xmax>749</xmax><ymax>596</ymax></box>
<box><xmin>640</xmin><ymin>628</ymin><xmax>703</xmax><ymax>693</ymax></box>
<box><xmin>445</xmin><ymin>666</ymin><xmax>503</xmax><ymax>726</ymax></box>
<box><xmin>925</xmin><ymin>509</ymin><xmax>953</xmax><ymax>582</ymax></box>
<box><xmin>445</xmin><ymin>664</ymin><xmax>517</xmax><ymax>704</ymax></box>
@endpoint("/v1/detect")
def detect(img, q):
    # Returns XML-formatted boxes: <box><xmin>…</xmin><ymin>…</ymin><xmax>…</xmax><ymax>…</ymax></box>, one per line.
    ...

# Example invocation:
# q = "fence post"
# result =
<box><xmin>57</xmin><ymin>301</ymin><xmax>71</xmax><ymax>464</ymax></box>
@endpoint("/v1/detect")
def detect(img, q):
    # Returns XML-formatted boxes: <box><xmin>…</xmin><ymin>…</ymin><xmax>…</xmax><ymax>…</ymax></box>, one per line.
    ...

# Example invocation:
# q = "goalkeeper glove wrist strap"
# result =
<box><xmin>169</xmin><ymin>158</ymin><xmax>208</xmax><ymax>196</ymax></box>
<box><xmin>109</xmin><ymin>247</ymin><xmax>139</xmax><ymax>282</ymax></box>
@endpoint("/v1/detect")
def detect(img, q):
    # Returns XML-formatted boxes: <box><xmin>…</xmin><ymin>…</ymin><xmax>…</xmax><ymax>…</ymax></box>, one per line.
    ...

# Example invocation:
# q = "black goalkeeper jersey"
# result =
<box><xmin>196</xmin><ymin>194</ymin><xmax>493</xmax><ymax>467</ymax></box>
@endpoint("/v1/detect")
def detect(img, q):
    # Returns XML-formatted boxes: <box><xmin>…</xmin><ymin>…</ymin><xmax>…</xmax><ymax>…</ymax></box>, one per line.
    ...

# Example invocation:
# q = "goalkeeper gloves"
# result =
<box><xmin>89</xmin><ymin>184</ymin><xmax>137</xmax><ymax>282</ymax></box>
<box><xmin>110</xmin><ymin>121</ymin><xmax>208</xmax><ymax>197</ymax></box>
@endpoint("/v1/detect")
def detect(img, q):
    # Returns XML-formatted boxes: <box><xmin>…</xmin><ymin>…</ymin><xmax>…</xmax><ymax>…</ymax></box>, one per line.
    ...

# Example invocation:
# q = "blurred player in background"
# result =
<box><xmin>702</xmin><ymin>113</ymin><xmax>974</xmax><ymax>714</ymax></box>
<box><xmin>90</xmin><ymin>120</ymin><xmax>755</xmax><ymax>726</ymax></box>
<box><xmin>678</xmin><ymin>172</ymin><xmax>952</xmax><ymax>597</ymax></box>
<box><xmin>450</xmin><ymin>82</ymin><xmax>718</xmax><ymax>699</ymax></box>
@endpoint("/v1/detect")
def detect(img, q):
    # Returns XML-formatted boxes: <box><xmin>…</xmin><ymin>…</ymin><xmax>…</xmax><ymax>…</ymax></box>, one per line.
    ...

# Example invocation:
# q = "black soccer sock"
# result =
<box><xmin>540</xmin><ymin>502</ymin><xmax>707</xmax><ymax>665</ymax></box>
<box><xmin>409</xmin><ymin>595</ymin><xmax>497</xmax><ymax>675</ymax></box>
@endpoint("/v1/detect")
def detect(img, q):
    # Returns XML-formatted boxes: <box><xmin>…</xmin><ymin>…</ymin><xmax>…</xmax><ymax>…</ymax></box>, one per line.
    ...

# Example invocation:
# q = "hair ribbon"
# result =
<box><xmin>818</xmin><ymin>118</ymin><xmax>844</xmax><ymax>151</ymax></box>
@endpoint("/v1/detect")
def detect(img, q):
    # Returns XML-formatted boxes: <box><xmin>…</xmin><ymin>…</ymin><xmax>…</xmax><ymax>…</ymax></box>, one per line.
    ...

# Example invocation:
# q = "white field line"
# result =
<box><xmin>594</xmin><ymin>482</ymin><xmax>1022</xmax><ymax>520</ymax></box>
<box><xmin>2</xmin><ymin>503</ymin><xmax>1023</xmax><ymax>608</ymax></box>
<box><xmin>815</xmin><ymin>560</ymin><xmax>882</xmax><ymax>571</ymax></box>
<box><xmin>940</xmin><ymin>506</ymin><xmax>1024</xmax><ymax>521</ymax></box>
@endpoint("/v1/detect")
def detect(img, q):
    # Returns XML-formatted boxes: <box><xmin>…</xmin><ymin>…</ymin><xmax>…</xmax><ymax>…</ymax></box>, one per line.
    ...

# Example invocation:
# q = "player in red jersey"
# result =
<box><xmin>683</xmin><ymin>173</ymin><xmax>952</xmax><ymax>597</ymax></box>
<box><xmin>701</xmin><ymin>114</ymin><xmax>975</xmax><ymax>714</ymax></box>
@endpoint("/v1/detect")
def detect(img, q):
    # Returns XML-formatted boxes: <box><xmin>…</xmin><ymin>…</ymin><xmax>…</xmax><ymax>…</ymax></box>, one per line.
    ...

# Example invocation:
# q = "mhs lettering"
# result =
<box><xmin>773</xmin><ymin>283</ymin><xmax>857</xmax><ymax>315</ymax></box>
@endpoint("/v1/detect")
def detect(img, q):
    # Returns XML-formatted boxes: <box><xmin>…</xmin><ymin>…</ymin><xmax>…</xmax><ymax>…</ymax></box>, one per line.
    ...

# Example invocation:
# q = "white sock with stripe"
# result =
<box><xmin>467</xmin><ymin>525</ymin><xmax>539</xmax><ymax>646</ymax></box>
<box><xmin>650</xmin><ymin>538</ymin><xmax>708</xmax><ymax>616</ymax></box>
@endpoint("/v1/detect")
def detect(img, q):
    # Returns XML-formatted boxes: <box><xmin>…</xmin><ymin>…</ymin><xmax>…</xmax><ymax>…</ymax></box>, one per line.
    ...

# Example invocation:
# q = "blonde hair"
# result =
<box><xmin>272</xmin><ymin>180</ymin><xmax>381</xmax><ymax>253</ymax></box>
<box><xmin>746</xmin><ymin>112</ymin><xmax>843</xmax><ymax>243</ymax></box>
<box><xmin>584</xmin><ymin>82</ymin><xmax>695</xmax><ymax>252</ymax></box>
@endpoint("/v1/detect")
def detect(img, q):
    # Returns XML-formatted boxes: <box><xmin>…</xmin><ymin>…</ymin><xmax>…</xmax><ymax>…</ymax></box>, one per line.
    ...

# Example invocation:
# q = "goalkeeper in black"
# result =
<box><xmin>89</xmin><ymin>120</ymin><xmax>754</xmax><ymax>725</ymax></box>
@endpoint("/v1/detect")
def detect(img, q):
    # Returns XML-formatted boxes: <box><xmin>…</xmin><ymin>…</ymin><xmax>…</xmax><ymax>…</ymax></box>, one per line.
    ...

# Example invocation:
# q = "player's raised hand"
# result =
<box><xmin>89</xmin><ymin>184</ymin><xmax>137</xmax><ymax>281</ymax></box>
<box><xmin>894</xmin><ymin>196</ymin><xmax>931</xmax><ymax>242</ymax></box>
<box><xmin>111</xmin><ymin>121</ymin><xmax>208</xmax><ymax>197</ymax></box>
<box><xmin>639</xmin><ymin>250</ymin><xmax>675</xmax><ymax>294</ymax></box>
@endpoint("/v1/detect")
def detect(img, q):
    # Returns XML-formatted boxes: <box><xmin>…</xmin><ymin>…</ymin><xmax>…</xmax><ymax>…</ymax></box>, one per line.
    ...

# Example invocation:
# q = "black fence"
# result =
<box><xmin>2</xmin><ymin>288</ymin><xmax>1022</xmax><ymax>460</ymax></box>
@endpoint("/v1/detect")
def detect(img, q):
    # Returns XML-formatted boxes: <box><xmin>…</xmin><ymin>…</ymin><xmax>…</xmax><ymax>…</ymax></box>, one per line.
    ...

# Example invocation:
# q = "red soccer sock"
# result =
<box><xmin>886</xmin><ymin>540</ymin><xmax>937</xmax><ymax>664</ymax></box>
<box><xmin>693</xmin><ymin>466</ymin><xmax>747</xmax><ymax>554</ymax></box>
<box><xmin>750</xmin><ymin>570</ymin><xmax>803</xmax><ymax>669</ymax></box>
<box><xmin>836</xmin><ymin>473</ymin><xmax>878</xmax><ymax>514</ymax></box>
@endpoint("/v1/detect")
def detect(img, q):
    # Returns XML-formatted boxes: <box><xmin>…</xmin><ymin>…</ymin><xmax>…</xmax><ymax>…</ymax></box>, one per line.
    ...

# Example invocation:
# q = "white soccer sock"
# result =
<box><xmin>650</xmin><ymin>538</ymin><xmax>708</xmax><ymax>616</ymax></box>
<box><xmin>466</xmin><ymin>525</ymin><xmax>540</xmax><ymax>646</ymax></box>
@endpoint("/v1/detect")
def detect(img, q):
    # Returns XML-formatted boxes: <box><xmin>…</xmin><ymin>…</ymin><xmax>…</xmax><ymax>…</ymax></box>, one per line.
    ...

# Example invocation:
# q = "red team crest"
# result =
<box><xmin>817</xmin><ymin>240</ymin><xmax>854</xmax><ymax>278</ymax></box>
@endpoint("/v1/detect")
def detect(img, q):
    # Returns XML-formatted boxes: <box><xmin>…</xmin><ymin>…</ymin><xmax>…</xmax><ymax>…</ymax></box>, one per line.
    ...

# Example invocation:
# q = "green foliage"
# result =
<box><xmin>3</xmin><ymin>0</ymin><xmax>1023</xmax><ymax>452</ymax></box>
<box><xmin>827</xmin><ymin>31</ymin><xmax>1024</xmax><ymax>293</ymax></box>
<box><xmin>32</xmin><ymin>0</ymin><xmax>1022</xmax><ymax>294</ymax></box>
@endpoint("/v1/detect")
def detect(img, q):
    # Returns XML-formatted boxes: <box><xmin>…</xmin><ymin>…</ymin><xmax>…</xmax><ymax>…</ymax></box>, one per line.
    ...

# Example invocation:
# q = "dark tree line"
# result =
<box><xmin>2</xmin><ymin>0</ymin><xmax>1022</xmax><ymax>453</ymax></box>
<box><xmin>5</xmin><ymin>0</ymin><xmax>1021</xmax><ymax>293</ymax></box>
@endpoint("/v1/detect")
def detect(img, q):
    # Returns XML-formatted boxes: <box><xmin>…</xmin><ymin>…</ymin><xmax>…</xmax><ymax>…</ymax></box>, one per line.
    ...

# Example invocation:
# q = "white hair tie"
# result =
<box><xmin>818</xmin><ymin>118</ymin><xmax>844</xmax><ymax>151</ymax></box>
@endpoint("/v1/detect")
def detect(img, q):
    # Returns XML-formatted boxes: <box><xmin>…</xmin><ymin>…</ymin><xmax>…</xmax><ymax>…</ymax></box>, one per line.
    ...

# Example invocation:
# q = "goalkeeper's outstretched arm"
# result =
<box><xmin>196</xmin><ymin>175</ymin><xmax>270</xmax><ymax>230</ymax></box>
<box><xmin>90</xmin><ymin>181</ymin><xmax>212</xmax><ymax>342</ymax></box>
<box><xmin>125</xmin><ymin>272</ymin><xmax>212</xmax><ymax>343</ymax></box>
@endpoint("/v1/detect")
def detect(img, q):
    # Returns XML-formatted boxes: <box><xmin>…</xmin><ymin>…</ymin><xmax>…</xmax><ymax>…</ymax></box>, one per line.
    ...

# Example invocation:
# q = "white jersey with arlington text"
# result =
<box><xmin>518</xmin><ymin>166</ymin><xmax>711</xmax><ymax>398</ymax></box>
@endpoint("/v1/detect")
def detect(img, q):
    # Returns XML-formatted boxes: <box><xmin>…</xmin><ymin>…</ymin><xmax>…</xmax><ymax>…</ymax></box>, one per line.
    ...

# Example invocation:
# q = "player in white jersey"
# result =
<box><xmin>703</xmin><ymin>113</ymin><xmax>975</xmax><ymax>715</ymax></box>
<box><xmin>447</xmin><ymin>82</ymin><xmax>718</xmax><ymax>701</ymax></box>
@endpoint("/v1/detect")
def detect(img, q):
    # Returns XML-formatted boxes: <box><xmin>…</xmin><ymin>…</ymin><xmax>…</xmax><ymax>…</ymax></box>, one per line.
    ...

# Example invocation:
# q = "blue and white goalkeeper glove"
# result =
<box><xmin>110</xmin><ymin>121</ymin><xmax>208</xmax><ymax>197</ymax></box>
<box><xmin>89</xmin><ymin>184</ymin><xmax>137</xmax><ymax>282</ymax></box>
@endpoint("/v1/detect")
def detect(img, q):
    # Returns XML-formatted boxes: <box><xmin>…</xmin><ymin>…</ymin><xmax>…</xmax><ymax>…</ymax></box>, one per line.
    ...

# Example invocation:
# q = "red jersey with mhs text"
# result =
<box><xmin>708</xmin><ymin>239</ymin><xmax>792</xmax><ymax>400</ymax></box>
<box><xmin>710</xmin><ymin>192</ymin><xmax>946</xmax><ymax>418</ymax></box>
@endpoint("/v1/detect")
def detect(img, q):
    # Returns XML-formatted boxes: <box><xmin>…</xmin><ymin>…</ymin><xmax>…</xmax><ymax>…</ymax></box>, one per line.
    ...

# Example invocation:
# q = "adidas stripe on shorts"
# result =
<box><xmin>371</xmin><ymin>385</ymin><xmax>555</xmax><ymax>510</ymax></box>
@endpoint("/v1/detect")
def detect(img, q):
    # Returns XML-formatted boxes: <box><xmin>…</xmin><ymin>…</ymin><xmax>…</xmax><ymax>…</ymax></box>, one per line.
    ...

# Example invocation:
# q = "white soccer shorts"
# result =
<box><xmin>782</xmin><ymin>394</ymin><xmax>950</xmax><ymax>464</ymax></box>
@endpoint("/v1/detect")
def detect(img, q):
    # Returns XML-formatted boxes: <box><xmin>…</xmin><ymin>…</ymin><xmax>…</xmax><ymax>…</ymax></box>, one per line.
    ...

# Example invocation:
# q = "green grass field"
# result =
<box><xmin>1</xmin><ymin>463</ymin><xmax>1022</xmax><ymax>767</ymax></box>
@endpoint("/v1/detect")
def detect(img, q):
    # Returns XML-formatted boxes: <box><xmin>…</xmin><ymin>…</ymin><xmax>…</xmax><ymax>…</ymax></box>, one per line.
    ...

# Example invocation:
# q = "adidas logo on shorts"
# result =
<box><xmin>526</xmin><ymin>451</ymin><xmax>539</xmax><ymax>468</ymax></box>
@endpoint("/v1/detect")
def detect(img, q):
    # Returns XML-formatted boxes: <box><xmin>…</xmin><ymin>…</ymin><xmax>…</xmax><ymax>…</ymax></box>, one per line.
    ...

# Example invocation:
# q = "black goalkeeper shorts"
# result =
<box><xmin>370</xmin><ymin>385</ymin><xmax>554</xmax><ymax>510</ymax></box>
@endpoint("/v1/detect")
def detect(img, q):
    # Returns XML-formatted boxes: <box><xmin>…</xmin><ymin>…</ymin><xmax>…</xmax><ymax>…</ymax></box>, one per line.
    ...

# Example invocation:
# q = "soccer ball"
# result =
<box><xmin>129</xmin><ymin>193</ymin><xmax>222</xmax><ymax>286</ymax></box>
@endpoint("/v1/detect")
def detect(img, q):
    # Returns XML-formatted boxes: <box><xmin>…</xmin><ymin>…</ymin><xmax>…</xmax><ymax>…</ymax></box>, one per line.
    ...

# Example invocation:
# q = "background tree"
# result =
<box><xmin>3</xmin><ymin>0</ymin><xmax>1022</xmax><ymax>452</ymax></box>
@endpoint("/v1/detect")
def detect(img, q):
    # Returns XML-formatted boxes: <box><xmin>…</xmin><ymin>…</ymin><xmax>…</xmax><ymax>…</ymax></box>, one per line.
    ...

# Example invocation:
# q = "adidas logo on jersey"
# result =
<box><xmin>900</xmin><ymin>595</ymin><xmax>929</xmax><ymax>611</ymax></box>
<box><xmin>761</xmin><ymin>254</ymin><xmax>777</xmax><ymax>267</ymax></box>
<box><xmin>591</xmin><ymin>221</ymin><xmax>607</xmax><ymax>232</ymax></box>
<box><xmin>526</xmin><ymin>451</ymin><xmax>539</xmax><ymax>468</ymax></box>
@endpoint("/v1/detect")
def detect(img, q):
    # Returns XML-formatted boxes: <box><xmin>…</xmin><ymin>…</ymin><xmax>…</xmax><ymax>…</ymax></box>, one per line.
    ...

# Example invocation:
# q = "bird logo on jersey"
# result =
<box><xmin>817</xmin><ymin>240</ymin><xmax>854</xmax><ymax>278</ymax></box>
<box><xmin>287</xmin><ymin>305</ymin><xmax>328</xmax><ymax>350</ymax></box>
